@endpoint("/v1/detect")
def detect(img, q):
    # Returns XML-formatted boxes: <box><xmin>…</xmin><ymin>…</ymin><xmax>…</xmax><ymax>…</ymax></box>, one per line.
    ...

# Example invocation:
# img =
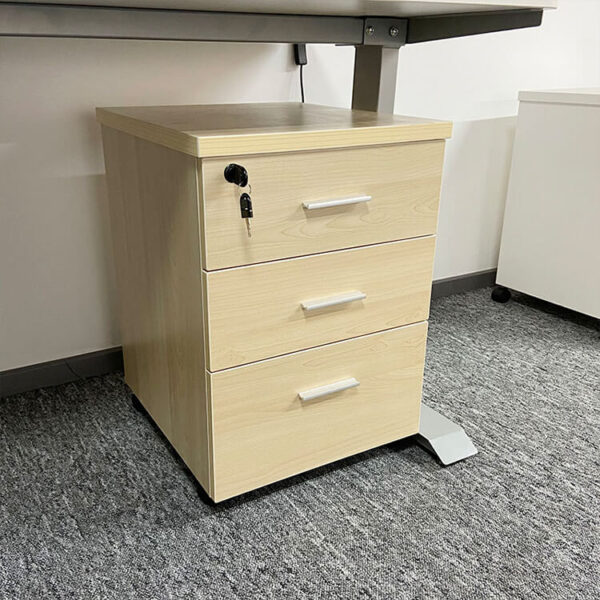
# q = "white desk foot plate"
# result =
<box><xmin>416</xmin><ymin>403</ymin><xmax>478</xmax><ymax>465</ymax></box>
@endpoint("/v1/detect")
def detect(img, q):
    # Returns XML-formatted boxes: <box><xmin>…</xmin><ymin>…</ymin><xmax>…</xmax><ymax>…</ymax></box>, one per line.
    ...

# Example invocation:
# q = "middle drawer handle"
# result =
<box><xmin>298</xmin><ymin>378</ymin><xmax>360</xmax><ymax>402</ymax></box>
<box><xmin>301</xmin><ymin>291</ymin><xmax>366</xmax><ymax>312</ymax></box>
<box><xmin>302</xmin><ymin>195</ymin><xmax>371</xmax><ymax>210</ymax></box>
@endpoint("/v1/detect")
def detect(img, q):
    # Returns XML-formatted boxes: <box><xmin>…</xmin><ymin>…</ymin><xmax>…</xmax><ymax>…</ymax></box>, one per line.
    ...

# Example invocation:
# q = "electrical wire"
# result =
<box><xmin>300</xmin><ymin>64</ymin><xmax>305</xmax><ymax>103</ymax></box>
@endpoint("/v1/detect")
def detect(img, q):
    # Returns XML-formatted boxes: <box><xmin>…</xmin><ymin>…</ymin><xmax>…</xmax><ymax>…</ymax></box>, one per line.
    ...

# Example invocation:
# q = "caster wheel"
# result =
<box><xmin>491</xmin><ymin>286</ymin><xmax>511</xmax><ymax>303</ymax></box>
<box><xmin>131</xmin><ymin>393</ymin><xmax>145</xmax><ymax>413</ymax></box>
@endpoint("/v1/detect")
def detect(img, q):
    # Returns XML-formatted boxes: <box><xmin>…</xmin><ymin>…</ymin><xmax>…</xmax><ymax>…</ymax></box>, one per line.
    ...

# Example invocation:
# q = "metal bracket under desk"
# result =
<box><xmin>0</xmin><ymin>4</ymin><xmax>543</xmax><ymax>47</ymax></box>
<box><xmin>349</xmin><ymin>9</ymin><xmax>543</xmax><ymax>112</ymax></box>
<box><xmin>0</xmin><ymin>1</ymin><xmax>546</xmax><ymax>467</ymax></box>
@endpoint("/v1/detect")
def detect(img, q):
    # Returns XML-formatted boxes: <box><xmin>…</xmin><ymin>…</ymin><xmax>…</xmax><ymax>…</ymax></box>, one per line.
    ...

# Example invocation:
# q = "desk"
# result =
<box><xmin>0</xmin><ymin>1</ymin><xmax>557</xmax><ymax>114</ymax></box>
<box><xmin>1</xmin><ymin>0</ymin><xmax>556</xmax><ymax>481</ymax></box>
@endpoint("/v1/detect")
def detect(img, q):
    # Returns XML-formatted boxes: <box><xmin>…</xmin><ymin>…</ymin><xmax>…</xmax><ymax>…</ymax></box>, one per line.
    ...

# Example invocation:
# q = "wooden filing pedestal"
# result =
<box><xmin>97</xmin><ymin>103</ymin><xmax>452</xmax><ymax>502</ymax></box>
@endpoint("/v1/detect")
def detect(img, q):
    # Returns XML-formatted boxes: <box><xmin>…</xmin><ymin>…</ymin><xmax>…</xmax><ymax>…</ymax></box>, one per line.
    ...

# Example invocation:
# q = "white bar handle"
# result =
<box><xmin>298</xmin><ymin>378</ymin><xmax>360</xmax><ymax>402</ymax></box>
<box><xmin>303</xmin><ymin>195</ymin><xmax>371</xmax><ymax>210</ymax></box>
<box><xmin>301</xmin><ymin>291</ymin><xmax>366</xmax><ymax>312</ymax></box>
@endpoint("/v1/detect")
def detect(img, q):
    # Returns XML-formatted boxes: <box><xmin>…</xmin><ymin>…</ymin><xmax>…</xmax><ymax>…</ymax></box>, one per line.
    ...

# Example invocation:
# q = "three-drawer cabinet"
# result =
<box><xmin>97</xmin><ymin>103</ymin><xmax>452</xmax><ymax>502</ymax></box>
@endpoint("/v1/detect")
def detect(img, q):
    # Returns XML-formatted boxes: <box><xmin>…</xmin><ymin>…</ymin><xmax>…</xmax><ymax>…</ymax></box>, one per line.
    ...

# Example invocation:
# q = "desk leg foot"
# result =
<box><xmin>416</xmin><ymin>403</ymin><xmax>477</xmax><ymax>465</ymax></box>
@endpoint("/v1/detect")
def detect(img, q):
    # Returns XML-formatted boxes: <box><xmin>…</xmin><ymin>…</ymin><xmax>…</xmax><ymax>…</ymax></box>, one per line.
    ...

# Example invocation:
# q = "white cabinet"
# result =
<box><xmin>496</xmin><ymin>89</ymin><xmax>600</xmax><ymax>318</ymax></box>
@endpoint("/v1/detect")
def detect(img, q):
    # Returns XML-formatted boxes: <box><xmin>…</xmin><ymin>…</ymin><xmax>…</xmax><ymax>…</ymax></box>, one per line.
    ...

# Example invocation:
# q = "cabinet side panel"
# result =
<box><xmin>101</xmin><ymin>126</ymin><xmax>211</xmax><ymax>490</ymax></box>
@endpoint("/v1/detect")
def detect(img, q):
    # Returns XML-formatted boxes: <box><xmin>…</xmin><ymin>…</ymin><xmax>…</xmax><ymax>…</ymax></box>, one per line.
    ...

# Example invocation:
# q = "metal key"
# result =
<box><xmin>240</xmin><ymin>192</ymin><xmax>253</xmax><ymax>237</ymax></box>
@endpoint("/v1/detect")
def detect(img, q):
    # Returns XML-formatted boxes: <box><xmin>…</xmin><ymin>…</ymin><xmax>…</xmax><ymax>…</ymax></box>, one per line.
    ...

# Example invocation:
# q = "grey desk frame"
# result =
<box><xmin>0</xmin><ymin>1</ymin><xmax>546</xmax><ymax>465</ymax></box>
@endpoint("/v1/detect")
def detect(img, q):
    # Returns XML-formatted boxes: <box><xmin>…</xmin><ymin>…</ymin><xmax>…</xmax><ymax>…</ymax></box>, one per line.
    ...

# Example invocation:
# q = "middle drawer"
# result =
<box><xmin>203</xmin><ymin>236</ymin><xmax>435</xmax><ymax>371</ymax></box>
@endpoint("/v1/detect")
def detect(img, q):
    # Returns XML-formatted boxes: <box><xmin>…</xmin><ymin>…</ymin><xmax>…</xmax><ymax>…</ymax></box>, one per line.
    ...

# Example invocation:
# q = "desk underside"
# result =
<box><xmin>6</xmin><ymin>0</ymin><xmax>557</xmax><ymax>17</ymax></box>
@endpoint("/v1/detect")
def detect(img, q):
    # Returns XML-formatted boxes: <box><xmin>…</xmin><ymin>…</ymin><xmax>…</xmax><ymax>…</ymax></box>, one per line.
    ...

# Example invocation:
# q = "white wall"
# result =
<box><xmin>1</xmin><ymin>0</ymin><xmax>599</xmax><ymax>371</ymax></box>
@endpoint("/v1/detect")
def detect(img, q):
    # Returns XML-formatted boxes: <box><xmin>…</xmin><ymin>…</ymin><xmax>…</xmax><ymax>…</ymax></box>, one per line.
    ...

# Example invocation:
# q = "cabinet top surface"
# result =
<box><xmin>519</xmin><ymin>88</ymin><xmax>600</xmax><ymax>106</ymax></box>
<box><xmin>13</xmin><ymin>1</ymin><xmax>558</xmax><ymax>17</ymax></box>
<box><xmin>97</xmin><ymin>103</ymin><xmax>452</xmax><ymax>157</ymax></box>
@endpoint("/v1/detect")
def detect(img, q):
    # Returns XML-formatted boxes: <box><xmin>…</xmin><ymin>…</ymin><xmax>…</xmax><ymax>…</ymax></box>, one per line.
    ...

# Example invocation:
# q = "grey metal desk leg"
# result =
<box><xmin>351</xmin><ymin>42</ymin><xmax>477</xmax><ymax>467</ymax></box>
<box><xmin>416</xmin><ymin>404</ymin><xmax>478</xmax><ymax>465</ymax></box>
<box><xmin>351</xmin><ymin>45</ymin><xmax>400</xmax><ymax>113</ymax></box>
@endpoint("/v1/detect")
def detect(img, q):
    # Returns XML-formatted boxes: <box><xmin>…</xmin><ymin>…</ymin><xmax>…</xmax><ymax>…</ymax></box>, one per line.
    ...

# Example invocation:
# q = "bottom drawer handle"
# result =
<box><xmin>301</xmin><ymin>291</ymin><xmax>366</xmax><ymax>312</ymax></box>
<box><xmin>298</xmin><ymin>378</ymin><xmax>360</xmax><ymax>402</ymax></box>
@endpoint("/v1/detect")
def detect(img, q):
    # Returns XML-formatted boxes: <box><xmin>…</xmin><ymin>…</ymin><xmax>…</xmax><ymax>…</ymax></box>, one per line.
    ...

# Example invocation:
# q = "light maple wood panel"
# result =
<box><xmin>201</xmin><ymin>141</ymin><xmax>445</xmax><ymax>269</ymax></box>
<box><xmin>101</xmin><ymin>126</ymin><xmax>213</xmax><ymax>494</ymax></box>
<box><xmin>209</xmin><ymin>323</ymin><xmax>428</xmax><ymax>502</ymax></box>
<box><xmin>204</xmin><ymin>236</ymin><xmax>435</xmax><ymax>371</ymax></box>
<box><xmin>97</xmin><ymin>103</ymin><xmax>452</xmax><ymax>158</ymax></box>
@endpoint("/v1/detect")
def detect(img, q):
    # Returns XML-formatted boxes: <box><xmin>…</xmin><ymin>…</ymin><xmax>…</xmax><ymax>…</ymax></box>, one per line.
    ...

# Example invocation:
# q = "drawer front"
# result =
<box><xmin>209</xmin><ymin>323</ymin><xmax>427</xmax><ymax>502</ymax></box>
<box><xmin>204</xmin><ymin>236</ymin><xmax>435</xmax><ymax>371</ymax></box>
<box><xmin>201</xmin><ymin>142</ymin><xmax>445</xmax><ymax>270</ymax></box>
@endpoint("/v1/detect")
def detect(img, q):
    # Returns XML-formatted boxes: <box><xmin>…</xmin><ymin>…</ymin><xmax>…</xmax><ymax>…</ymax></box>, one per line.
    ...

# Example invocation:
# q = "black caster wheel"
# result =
<box><xmin>491</xmin><ymin>286</ymin><xmax>512</xmax><ymax>303</ymax></box>
<box><xmin>131</xmin><ymin>393</ymin><xmax>145</xmax><ymax>413</ymax></box>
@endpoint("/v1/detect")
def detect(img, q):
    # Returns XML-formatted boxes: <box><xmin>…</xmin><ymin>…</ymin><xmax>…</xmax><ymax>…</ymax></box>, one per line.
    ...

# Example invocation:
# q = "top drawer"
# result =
<box><xmin>200</xmin><ymin>141</ymin><xmax>445</xmax><ymax>270</ymax></box>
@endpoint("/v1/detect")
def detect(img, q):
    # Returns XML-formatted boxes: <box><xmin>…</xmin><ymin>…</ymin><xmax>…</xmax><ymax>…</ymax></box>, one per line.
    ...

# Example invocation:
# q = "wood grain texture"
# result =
<box><xmin>209</xmin><ymin>323</ymin><xmax>428</xmax><ymax>502</ymax></box>
<box><xmin>205</xmin><ymin>236</ymin><xmax>435</xmax><ymax>371</ymax></box>
<box><xmin>201</xmin><ymin>141</ymin><xmax>445</xmax><ymax>269</ymax></box>
<box><xmin>96</xmin><ymin>103</ymin><xmax>452</xmax><ymax>158</ymax></box>
<box><xmin>100</xmin><ymin>126</ymin><xmax>212</xmax><ymax>494</ymax></box>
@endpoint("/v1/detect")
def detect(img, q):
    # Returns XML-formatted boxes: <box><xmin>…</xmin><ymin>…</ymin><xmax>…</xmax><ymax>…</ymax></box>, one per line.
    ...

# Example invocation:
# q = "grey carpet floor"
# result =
<box><xmin>0</xmin><ymin>288</ymin><xmax>599</xmax><ymax>599</ymax></box>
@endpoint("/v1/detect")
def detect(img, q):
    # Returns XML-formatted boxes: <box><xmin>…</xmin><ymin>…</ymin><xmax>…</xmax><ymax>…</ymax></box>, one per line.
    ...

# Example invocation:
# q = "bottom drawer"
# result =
<box><xmin>209</xmin><ymin>322</ymin><xmax>428</xmax><ymax>501</ymax></box>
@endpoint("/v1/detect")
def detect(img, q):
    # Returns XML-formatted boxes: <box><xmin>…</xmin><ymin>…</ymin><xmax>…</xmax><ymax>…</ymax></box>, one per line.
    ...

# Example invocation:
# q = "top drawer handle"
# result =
<box><xmin>303</xmin><ymin>195</ymin><xmax>371</xmax><ymax>210</ymax></box>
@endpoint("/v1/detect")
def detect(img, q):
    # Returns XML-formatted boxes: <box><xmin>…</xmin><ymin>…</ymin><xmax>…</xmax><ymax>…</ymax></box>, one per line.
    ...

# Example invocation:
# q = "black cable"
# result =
<box><xmin>299</xmin><ymin>64</ymin><xmax>305</xmax><ymax>103</ymax></box>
